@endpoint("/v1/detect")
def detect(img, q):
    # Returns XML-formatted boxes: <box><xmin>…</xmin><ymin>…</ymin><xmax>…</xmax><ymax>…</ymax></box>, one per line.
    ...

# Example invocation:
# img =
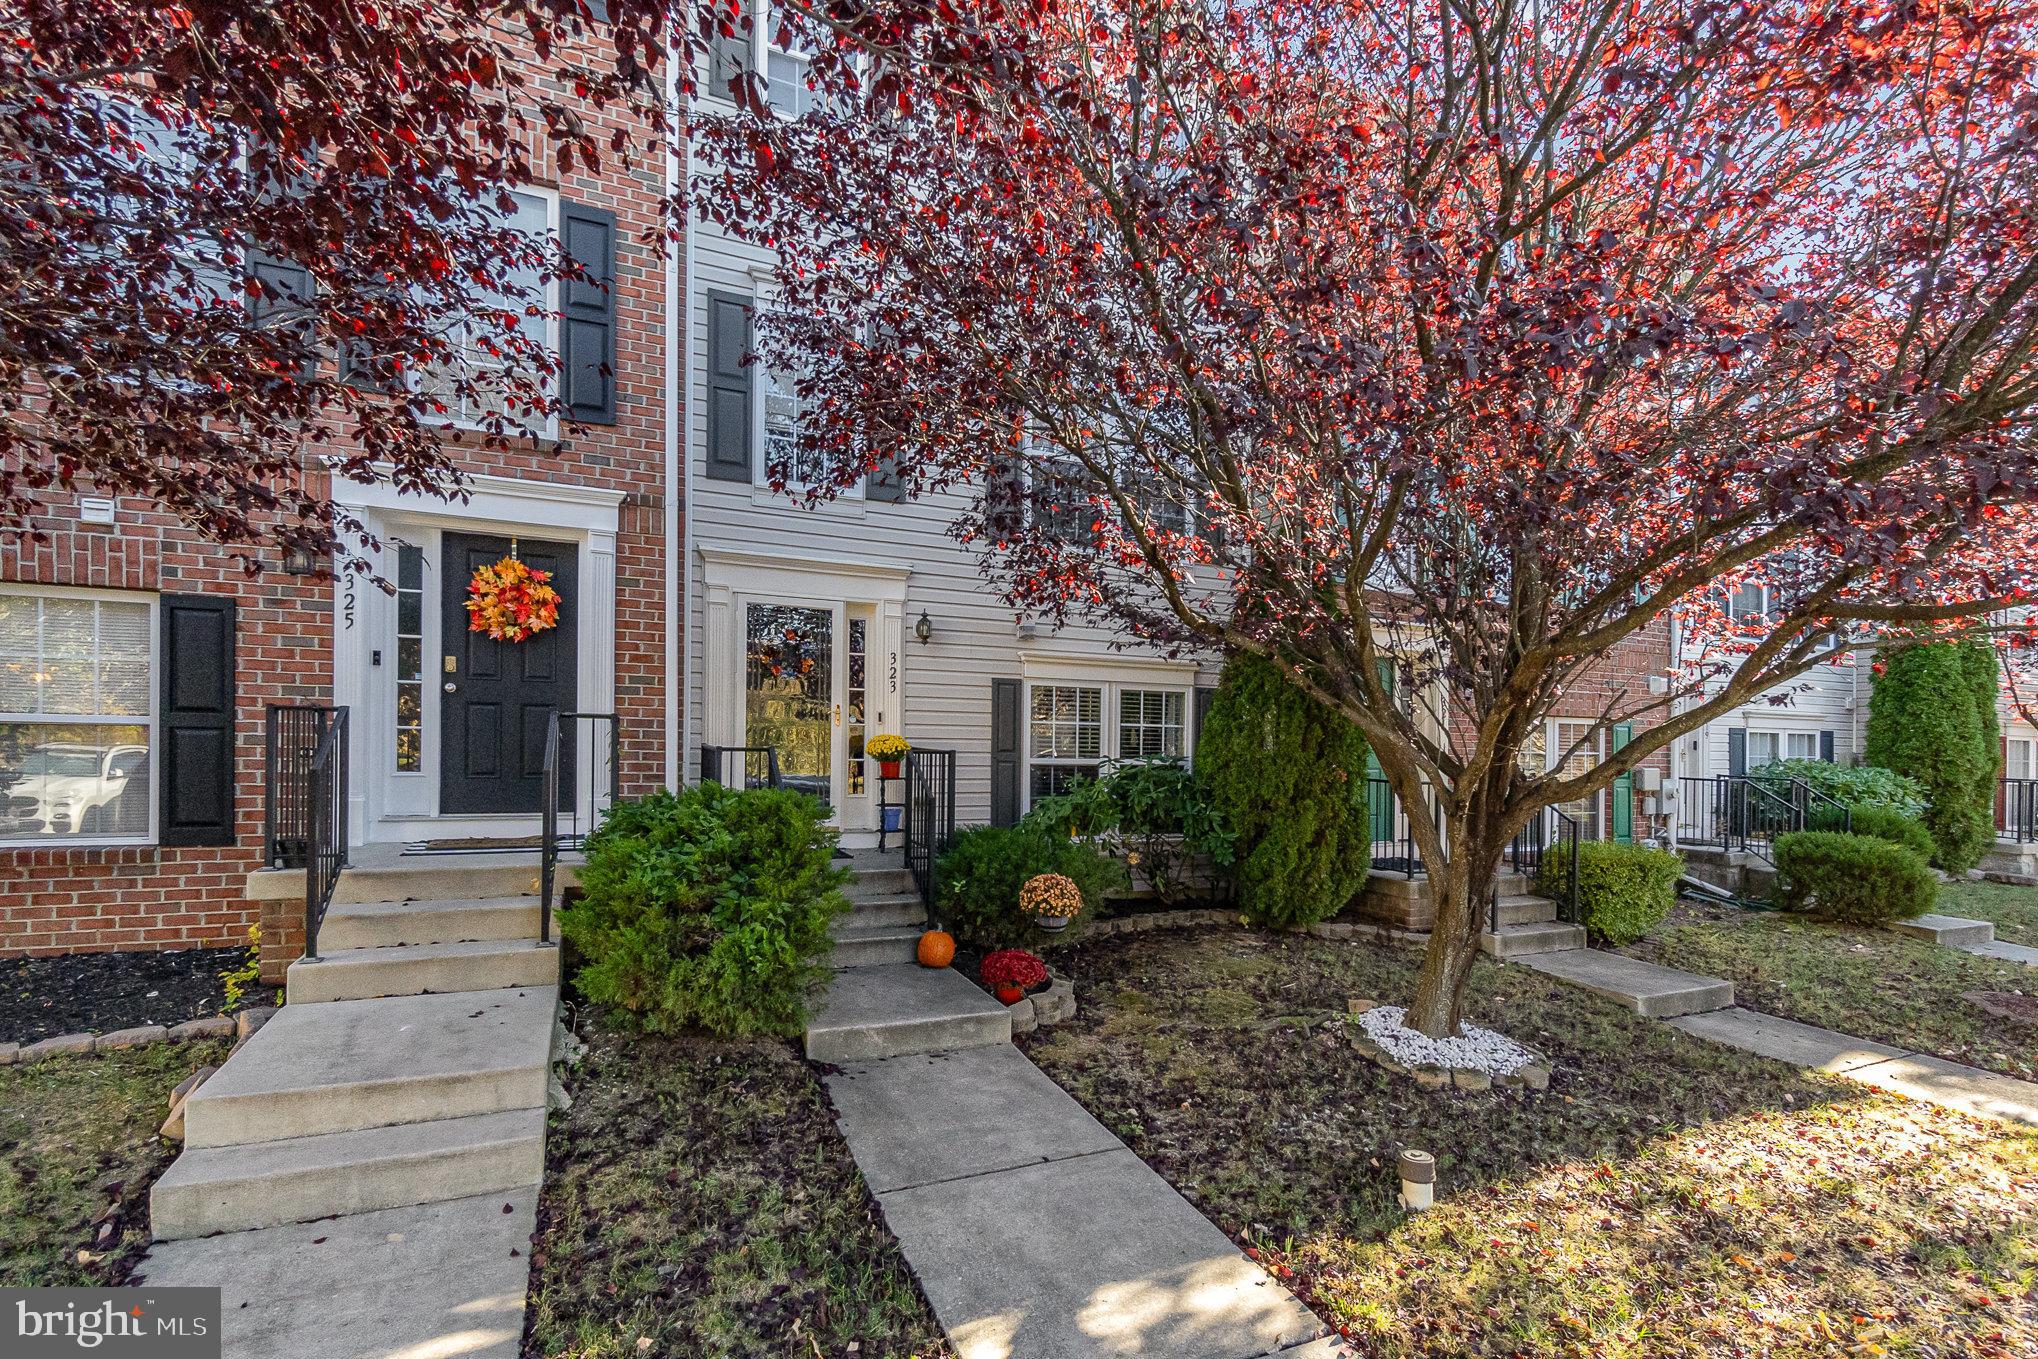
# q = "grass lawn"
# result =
<box><xmin>525</xmin><ymin>1013</ymin><xmax>950</xmax><ymax>1359</ymax></box>
<box><xmin>1623</xmin><ymin>899</ymin><xmax>2036</xmax><ymax>1081</ymax></box>
<box><xmin>1945</xmin><ymin>878</ymin><xmax>2038</xmax><ymax>947</ymax></box>
<box><xmin>0</xmin><ymin>1039</ymin><xmax>231</xmax><ymax>1286</ymax></box>
<box><xmin>1022</xmin><ymin>929</ymin><xmax>2038</xmax><ymax>1359</ymax></box>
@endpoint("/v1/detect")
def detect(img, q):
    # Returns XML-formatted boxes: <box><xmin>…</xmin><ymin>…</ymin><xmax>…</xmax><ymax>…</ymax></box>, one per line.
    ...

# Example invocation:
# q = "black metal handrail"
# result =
<box><xmin>301</xmin><ymin>707</ymin><xmax>349</xmax><ymax>961</ymax></box>
<box><xmin>540</xmin><ymin>711</ymin><xmax>620</xmax><ymax>947</ymax></box>
<box><xmin>1675</xmin><ymin>774</ymin><xmax>1801</xmax><ymax>864</ymax></box>
<box><xmin>1367</xmin><ymin>776</ymin><xmax>1436</xmax><ymax>878</ymax></box>
<box><xmin>1793</xmin><ymin>779</ymin><xmax>1853</xmax><ymax>835</ymax></box>
<box><xmin>1497</xmin><ymin>806</ymin><xmax>1581</xmax><ymax>929</ymax></box>
<box><xmin>902</xmin><ymin>747</ymin><xmax>957</xmax><ymax>912</ymax></box>
<box><xmin>2001</xmin><ymin>779</ymin><xmax>2038</xmax><ymax>844</ymax></box>
<box><xmin>265</xmin><ymin>704</ymin><xmax>342</xmax><ymax>869</ymax></box>
<box><xmin>700</xmin><ymin>743</ymin><xmax>783</xmax><ymax>790</ymax></box>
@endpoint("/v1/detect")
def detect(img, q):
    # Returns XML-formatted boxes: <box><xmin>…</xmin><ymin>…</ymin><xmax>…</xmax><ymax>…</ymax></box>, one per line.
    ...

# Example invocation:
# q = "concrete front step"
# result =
<box><xmin>316</xmin><ymin>896</ymin><xmax>543</xmax><ymax>951</ymax></box>
<box><xmin>1890</xmin><ymin>914</ymin><xmax>1997</xmax><ymax>947</ymax></box>
<box><xmin>845</xmin><ymin>869</ymin><xmax>918</xmax><ymax>900</ymax></box>
<box><xmin>150</xmin><ymin>1107</ymin><xmax>545</xmax><ymax>1240</ymax></box>
<box><xmin>839</xmin><ymin>893</ymin><xmax>928</xmax><ymax>930</ymax></box>
<box><xmin>1518</xmin><ymin>948</ymin><xmax>1735</xmax><ymax>1018</ymax></box>
<box><xmin>287</xmin><ymin>939</ymin><xmax>561</xmax><ymax>1004</ymax></box>
<box><xmin>806</xmin><ymin>964</ymin><xmax>1011</xmax><ymax>1062</ymax></box>
<box><xmin>1480</xmin><ymin>920</ymin><xmax>1587</xmax><ymax>958</ymax></box>
<box><xmin>1492</xmin><ymin>894</ymin><xmax>1558</xmax><ymax>927</ymax></box>
<box><xmin>251</xmin><ymin>854</ymin><xmax>564</xmax><ymax>909</ymax></box>
<box><xmin>182</xmin><ymin>988</ymin><xmax>556</xmax><ymax>1149</ymax></box>
<box><xmin>831</xmin><ymin>924</ymin><xmax>924</xmax><ymax>969</ymax></box>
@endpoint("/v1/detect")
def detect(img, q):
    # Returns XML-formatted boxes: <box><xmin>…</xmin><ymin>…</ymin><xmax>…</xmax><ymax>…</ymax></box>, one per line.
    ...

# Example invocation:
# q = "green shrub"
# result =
<box><xmin>1844</xmin><ymin>804</ymin><xmax>1936</xmax><ymax>860</ymax></box>
<box><xmin>558</xmin><ymin>785</ymin><xmax>848</xmax><ymax>1037</ymax></box>
<box><xmin>1196</xmin><ymin>655</ymin><xmax>1372</xmax><ymax>928</ymax></box>
<box><xmin>1749</xmin><ymin>758</ymin><xmax>1927</xmax><ymax>818</ymax></box>
<box><xmin>1772</xmin><ymin>830</ymin><xmax>1937</xmax><ymax>925</ymax></box>
<box><xmin>1535</xmin><ymin>841</ymin><xmax>1682</xmax><ymax>945</ymax></box>
<box><xmin>934</xmin><ymin>825</ymin><xmax>1128</xmax><ymax>948</ymax></box>
<box><xmin>1864</xmin><ymin>639</ymin><xmax>2002</xmax><ymax>871</ymax></box>
<box><xmin>1022</xmin><ymin>759</ymin><xmax>1235</xmax><ymax>905</ymax></box>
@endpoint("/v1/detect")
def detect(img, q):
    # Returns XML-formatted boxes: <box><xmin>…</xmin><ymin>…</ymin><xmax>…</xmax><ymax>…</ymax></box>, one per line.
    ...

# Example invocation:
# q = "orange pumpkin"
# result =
<box><xmin>916</xmin><ymin>929</ymin><xmax>956</xmax><ymax>969</ymax></box>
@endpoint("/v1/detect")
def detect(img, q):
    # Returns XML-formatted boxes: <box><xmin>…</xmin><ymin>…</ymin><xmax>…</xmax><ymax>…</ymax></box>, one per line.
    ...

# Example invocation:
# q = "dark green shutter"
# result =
<box><xmin>991</xmin><ymin>678</ymin><xmax>1022</xmax><ymax>827</ymax></box>
<box><xmin>247</xmin><ymin>250</ymin><xmax>316</xmax><ymax>381</ymax></box>
<box><xmin>705</xmin><ymin>291</ymin><xmax>754</xmax><ymax>482</ymax></box>
<box><xmin>158</xmin><ymin>595</ymin><xmax>237</xmax><ymax>847</ymax></box>
<box><xmin>868</xmin><ymin>452</ymin><xmax>906</xmax><ymax>503</ymax></box>
<box><xmin>1191</xmin><ymin>686</ymin><xmax>1215</xmax><ymax>754</ymax></box>
<box><xmin>1611</xmin><ymin>721</ymin><xmax>1635</xmax><ymax>844</ymax></box>
<box><xmin>560</xmin><ymin>200</ymin><xmax>617</xmax><ymax>424</ymax></box>
<box><xmin>1819</xmin><ymin>729</ymin><xmax>1835</xmax><ymax>762</ymax></box>
<box><xmin>708</xmin><ymin>27</ymin><xmax>749</xmax><ymax>99</ymax></box>
<box><xmin>1727</xmin><ymin>727</ymin><xmax>1748</xmax><ymax>777</ymax></box>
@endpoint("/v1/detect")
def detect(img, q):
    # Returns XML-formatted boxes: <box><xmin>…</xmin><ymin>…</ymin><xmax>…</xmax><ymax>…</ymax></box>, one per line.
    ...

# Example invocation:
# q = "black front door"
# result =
<box><xmin>440</xmin><ymin>532</ymin><xmax>578</xmax><ymax>815</ymax></box>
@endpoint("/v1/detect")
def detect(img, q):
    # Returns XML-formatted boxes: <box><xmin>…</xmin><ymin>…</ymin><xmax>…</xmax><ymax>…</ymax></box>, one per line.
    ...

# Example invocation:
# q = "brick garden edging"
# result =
<box><xmin>1069</xmin><ymin>907</ymin><xmax>1429</xmax><ymax>947</ymax></box>
<box><xmin>1</xmin><ymin>1006</ymin><xmax>275</xmax><ymax>1066</ymax></box>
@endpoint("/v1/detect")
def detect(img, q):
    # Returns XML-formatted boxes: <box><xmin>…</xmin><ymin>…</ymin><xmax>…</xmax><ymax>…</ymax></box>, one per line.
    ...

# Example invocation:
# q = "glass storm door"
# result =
<box><xmin>744</xmin><ymin>602</ymin><xmax>840</xmax><ymax>810</ymax></box>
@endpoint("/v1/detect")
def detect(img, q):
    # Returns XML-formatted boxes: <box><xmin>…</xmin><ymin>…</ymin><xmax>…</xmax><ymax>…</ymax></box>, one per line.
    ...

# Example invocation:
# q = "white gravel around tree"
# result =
<box><xmin>1355</xmin><ymin>1005</ymin><xmax>1538</xmax><ymax>1077</ymax></box>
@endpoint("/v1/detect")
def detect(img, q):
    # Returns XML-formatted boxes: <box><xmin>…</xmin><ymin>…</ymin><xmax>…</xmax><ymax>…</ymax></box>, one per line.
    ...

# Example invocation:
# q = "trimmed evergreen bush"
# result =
<box><xmin>559</xmin><ymin>784</ymin><xmax>849</xmax><ymax>1037</ymax></box>
<box><xmin>1864</xmin><ymin>640</ymin><xmax>2002</xmax><ymax>871</ymax></box>
<box><xmin>1535</xmin><ymin>841</ymin><xmax>1682</xmax><ymax>945</ymax></box>
<box><xmin>1845</xmin><ymin>804</ymin><xmax>1937</xmax><ymax>861</ymax></box>
<box><xmin>1196</xmin><ymin>654</ymin><xmax>1373</xmax><ymax>928</ymax></box>
<box><xmin>934</xmin><ymin>825</ymin><xmax>1128</xmax><ymax>948</ymax></box>
<box><xmin>1772</xmin><ymin>830</ymin><xmax>1937</xmax><ymax>925</ymax></box>
<box><xmin>1748</xmin><ymin>757</ymin><xmax>1927</xmax><ymax>818</ymax></box>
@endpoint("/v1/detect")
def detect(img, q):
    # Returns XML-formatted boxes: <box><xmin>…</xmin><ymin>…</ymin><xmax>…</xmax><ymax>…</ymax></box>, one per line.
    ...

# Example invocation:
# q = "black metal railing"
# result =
<box><xmin>1367</xmin><ymin>776</ymin><xmax>1437</xmax><ymax>878</ymax></box>
<box><xmin>301</xmin><ymin>707</ymin><xmax>349</xmax><ymax>961</ymax></box>
<box><xmin>540</xmin><ymin>712</ymin><xmax>620</xmax><ymax>947</ymax></box>
<box><xmin>1675</xmin><ymin>775</ymin><xmax>1802</xmax><ymax>863</ymax></box>
<box><xmin>902</xmin><ymin>747</ymin><xmax>958</xmax><ymax>911</ymax></box>
<box><xmin>1497</xmin><ymin>806</ymin><xmax>1581</xmax><ymax>929</ymax></box>
<box><xmin>700</xmin><ymin>743</ymin><xmax>783</xmax><ymax>790</ymax></box>
<box><xmin>265</xmin><ymin>705</ymin><xmax>344</xmax><ymax>869</ymax></box>
<box><xmin>1792</xmin><ymin>779</ymin><xmax>1853</xmax><ymax>836</ymax></box>
<box><xmin>2001</xmin><ymin>778</ymin><xmax>2038</xmax><ymax>843</ymax></box>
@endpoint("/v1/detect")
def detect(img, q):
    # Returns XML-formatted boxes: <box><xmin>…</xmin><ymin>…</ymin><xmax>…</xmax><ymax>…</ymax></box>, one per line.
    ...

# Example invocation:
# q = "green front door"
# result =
<box><xmin>1611</xmin><ymin>721</ymin><xmax>1635</xmax><ymax>843</ymax></box>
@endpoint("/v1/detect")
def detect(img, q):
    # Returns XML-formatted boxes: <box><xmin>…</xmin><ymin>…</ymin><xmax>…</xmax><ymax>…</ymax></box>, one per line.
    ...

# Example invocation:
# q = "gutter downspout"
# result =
<box><xmin>663</xmin><ymin>27</ymin><xmax>690</xmax><ymax>790</ymax></box>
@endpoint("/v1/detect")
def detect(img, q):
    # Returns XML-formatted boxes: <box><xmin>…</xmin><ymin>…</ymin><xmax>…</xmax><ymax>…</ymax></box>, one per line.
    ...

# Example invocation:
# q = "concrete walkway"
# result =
<box><xmin>825</xmin><ymin>1042</ymin><xmax>1337</xmax><ymax>1359</ymax></box>
<box><xmin>1667</xmin><ymin>1008</ymin><xmax>2038</xmax><ymax>1127</ymax></box>
<box><xmin>1892</xmin><ymin>913</ymin><xmax>2038</xmax><ymax>968</ymax></box>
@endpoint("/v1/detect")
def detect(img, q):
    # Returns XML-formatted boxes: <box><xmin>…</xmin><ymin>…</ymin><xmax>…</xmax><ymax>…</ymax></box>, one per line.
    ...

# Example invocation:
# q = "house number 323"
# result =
<box><xmin>888</xmin><ymin>651</ymin><xmax>898</xmax><ymax>695</ymax></box>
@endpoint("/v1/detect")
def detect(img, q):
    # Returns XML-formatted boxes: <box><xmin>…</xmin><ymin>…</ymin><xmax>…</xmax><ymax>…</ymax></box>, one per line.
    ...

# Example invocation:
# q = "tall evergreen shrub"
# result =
<box><xmin>1864</xmin><ymin>639</ymin><xmax>2002</xmax><ymax>872</ymax></box>
<box><xmin>1195</xmin><ymin>655</ymin><xmax>1372</xmax><ymax>927</ymax></box>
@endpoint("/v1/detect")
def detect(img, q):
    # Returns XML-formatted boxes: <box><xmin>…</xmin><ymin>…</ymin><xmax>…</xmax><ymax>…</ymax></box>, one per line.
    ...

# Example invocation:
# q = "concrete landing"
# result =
<box><xmin>1515</xmin><ymin>948</ymin><xmax>1734</xmax><ymax>1017</ymax></box>
<box><xmin>1960</xmin><ymin>936</ymin><xmax>2038</xmax><ymax>967</ymax></box>
<box><xmin>1668</xmin><ymin>1007</ymin><xmax>2038</xmax><ymax>1127</ymax></box>
<box><xmin>826</xmin><ymin>1044</ymin><xmax>1328</xmax><ymax>1359</ymax></box>
<box><xmin>139</xmin><ymin>1189</ymin><xmax>535</xmax><ymax>1359</ymax></box>
<box><xmin>1890</xmin><ymin>914</ymin><xmax>1996</xmax><ymax>947</ymax></box>
<box><xmin>805</xmin><ymin>963</ymin><xmax>1011</xmax><ymax>1061</ymax></box>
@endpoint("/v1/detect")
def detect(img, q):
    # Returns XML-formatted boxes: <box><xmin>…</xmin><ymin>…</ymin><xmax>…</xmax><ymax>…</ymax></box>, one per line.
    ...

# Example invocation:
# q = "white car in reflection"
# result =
<box><xmin>2</xmin><ymin>744</ymin><xmax>148</xmax><ymax>835</ymax></box>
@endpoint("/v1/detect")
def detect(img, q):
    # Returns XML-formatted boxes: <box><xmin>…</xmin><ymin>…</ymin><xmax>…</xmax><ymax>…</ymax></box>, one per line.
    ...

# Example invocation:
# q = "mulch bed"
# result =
<box><xmin>0</xmin><ymin>947</ymin><xmax>277</xmax><ymax>1045</ymax></box>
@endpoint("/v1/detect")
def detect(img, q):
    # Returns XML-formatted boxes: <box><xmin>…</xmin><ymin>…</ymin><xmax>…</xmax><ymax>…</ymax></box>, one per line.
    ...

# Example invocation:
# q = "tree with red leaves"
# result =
<box><xmin>0</xmin><ymin>0</ymin><xmax>670</xmax><ymax>568</ymax></box>
<box><xmin>699</xmin><ymin>0</ymin><xmax>2038</xmax><ymax>1035</ymax></box>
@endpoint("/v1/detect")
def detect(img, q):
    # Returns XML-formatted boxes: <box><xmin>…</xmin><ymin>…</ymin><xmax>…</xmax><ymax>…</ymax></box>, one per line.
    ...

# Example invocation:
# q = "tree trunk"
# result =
<box><xmin>1404</xmin><ymin>826</ymin><xmax>1505</xmax><ymax>1039</ymax></box>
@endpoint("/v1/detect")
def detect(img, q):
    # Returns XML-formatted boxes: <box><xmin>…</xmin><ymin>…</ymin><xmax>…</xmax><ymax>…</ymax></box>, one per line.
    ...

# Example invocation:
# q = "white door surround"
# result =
<box><xmin>332</xmin><ymin>472</ymin><xmax>624</xmax><ymax>847</ymax></box>
<box><xmin>697</xmin><ymin>544</ymin><xmax>909</xmax><ymax>841</ymax></box>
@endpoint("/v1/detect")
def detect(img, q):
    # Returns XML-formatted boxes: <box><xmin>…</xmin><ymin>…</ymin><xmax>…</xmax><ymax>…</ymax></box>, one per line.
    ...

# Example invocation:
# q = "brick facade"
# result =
<box><xmin>0</xmin><ymin>30</ymin><xmax>676</xmax><ymax>964</ymax></box>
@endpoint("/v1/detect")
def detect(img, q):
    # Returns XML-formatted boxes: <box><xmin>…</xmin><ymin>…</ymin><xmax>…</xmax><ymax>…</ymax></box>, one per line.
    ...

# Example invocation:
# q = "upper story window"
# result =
<box><xmin>1727</xmin><ymin>583</ymin><xmax>1769</xmax><ymax>625</ymax></box>
<box><xmin>413</xmin><ymin>188</ymin><xmax>557</xmax><ymax>435</ymax></box>
<box><xmin>704</xmin><ymin>0</ymin><xmax>825</xmax><ymax>117</ymax></box>
<box><xmin>0</xmin><ymin>588</ymin><xmax>156</xmax><ymax>846</ymax></box>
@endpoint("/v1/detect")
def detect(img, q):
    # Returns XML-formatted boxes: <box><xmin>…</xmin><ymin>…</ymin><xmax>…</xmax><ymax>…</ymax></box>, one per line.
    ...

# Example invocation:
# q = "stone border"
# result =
<box><xmin>1005</xmin><ymin>974</ymin><xmax>1076</xmax><ymax>1035</ymax></box>
<box><xmin>1342</xmin><ymin>1001</ymin><xmax>1551</xmax><ymax>1093</ymax></box>
<box><xmin>0</xmin><ymin>1007</ymin><xmax>275</xmax><ymax>1067</ymax></box>
<box><xmin>1075</xmin><ymin>907</ymin><xmax>1428</xmax><ymax>948</ymax></box>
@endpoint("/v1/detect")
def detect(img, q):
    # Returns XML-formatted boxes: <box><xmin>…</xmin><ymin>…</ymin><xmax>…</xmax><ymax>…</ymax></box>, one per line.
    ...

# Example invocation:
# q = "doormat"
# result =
<box><xmin>402</xmin><ymin>836</ymin><xmax>544</xmax><ymax>855</ymax></box>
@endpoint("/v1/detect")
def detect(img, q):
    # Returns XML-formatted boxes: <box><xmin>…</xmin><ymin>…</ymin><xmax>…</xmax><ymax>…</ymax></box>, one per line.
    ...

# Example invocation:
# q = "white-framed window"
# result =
<box><xmin>1024</xmin><ymin>679</ymin><xmax>1191</xmax><ymax>806</ymax></box>
<box><xmin>1727</xmin><ymin>582</ymin><xmax>1769</xmax><ymax>625</ymax></box>
<box><xmin>1548</xmin><ymin>717</ymin><xmax>1604</xmax><ymax>841</ymax></box>
<box><xmin>414</xmin><ymin>186</ymin><xmax>559</xmax><ymax>436</ymax></box>
<box><xmin>1783</xmin><ymin>730</ymin><xmax>1819</xmax><ymax>761</ymax></box>
<box><xmin>702</xmin><ymin>0</ymin><xmax>828</xmax><ymax>116</ymax></box>
<box><xmin>2008</xmin><ymin>736</ymin><xmax>2035</xmax><ymax>783</ymax></box>
<box><xmin>0</xmin><ymin>587</ymin><xmax>157</xmax><ymax>846</ymax></box>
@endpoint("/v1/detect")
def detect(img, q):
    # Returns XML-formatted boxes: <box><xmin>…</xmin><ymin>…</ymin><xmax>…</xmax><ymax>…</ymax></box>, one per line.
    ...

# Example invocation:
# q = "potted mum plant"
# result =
<box><xmin>1018</xmin><ymin>872</ymin><xmax>1083</xmax><ymax>934</ymax></box>
<box><xmin>867</xmin><ymin>734</ymin><xmax>911</xmax><ymax>780</ymax></box>
<box><xmin>980</xmin><ymin>948</ymin><xmax>1049</xmax><ymax>1005</ymax></box>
